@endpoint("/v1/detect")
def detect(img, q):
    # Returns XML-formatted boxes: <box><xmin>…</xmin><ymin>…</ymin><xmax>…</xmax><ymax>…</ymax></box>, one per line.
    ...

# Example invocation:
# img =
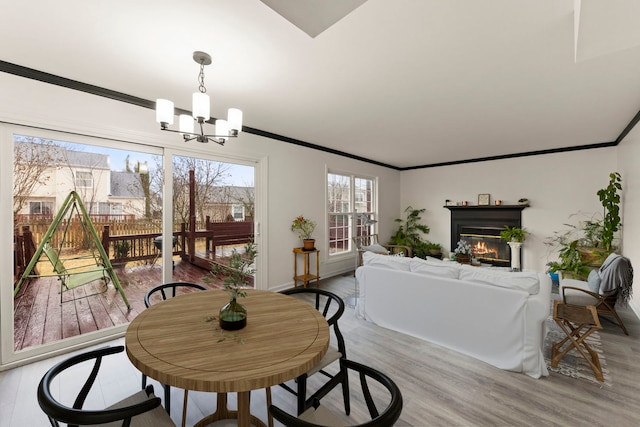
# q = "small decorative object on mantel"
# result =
<box><xmin>445</xmin><ymin>199</ymin><xmax>456</xmax><ymax>206</ymax></box>
<box><xmin>210</xmin><ymin>241</ymin><xmax>257</xmax><ymax>331</ymax></box>
<box><xmin>461</xmin><ymin>200</ymin><xmax>468</xmax><ymax>206</ymax></box>
<box><xmin>478</xmin><ymin>193</ymin><xmax>490</xmax><ymax>206</ymax></box>
<box><xmin>453</xmin><ymin>240</ymin><xmax>474</xmax><ymax>264</ymax></box>
<box><xmin>518</xmin><ymin>198</ymin><xmax>529</xmax><ymax>206</ymax></box>
<box><xmin>495</xmin><ymin>199</ymin><xmax>502</xmax><ymax>206</ymax></box>
<box><xmin>291</xmin><ymin>215</ymin><xmax>317</xmax><ymax>251</ymax></box>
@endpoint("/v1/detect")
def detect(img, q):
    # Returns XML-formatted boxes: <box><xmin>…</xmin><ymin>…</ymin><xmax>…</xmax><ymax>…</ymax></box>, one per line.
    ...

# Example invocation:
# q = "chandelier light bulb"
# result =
<box><xmin>155</xmin><ymin>99</ymin><xmax>174</xmax><ymax>125</ymax></box>
<box><xmin>179</xmin><ymin>114</ymin><xmax>194</xmax><ymax>135</ymax></box>
<box><xmin>216</xmin><ymin>119</ymin><xmax>229</xmax><ymax>141</ymax></box>
<box><xmin>228</xmin><ymin>108</ymin><xmax>243</xmax><ymax>133</ymax></box>
<box><xmin>192</xmin><ymin>92</ymin><xmax>210</xmax><ymax>121</ymax></box>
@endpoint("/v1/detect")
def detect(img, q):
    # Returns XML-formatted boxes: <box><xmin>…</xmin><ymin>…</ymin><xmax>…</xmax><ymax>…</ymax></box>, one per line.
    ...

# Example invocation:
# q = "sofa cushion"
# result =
<box><xmin>362</xmin><ymin>251</ymin><xmax>411</xmax><ymax>270</ymax></box>
<box><xmin>362</xmin><ymin>242</ymin><xmax>389</xmax><ymax>254</ymax></box>
<box><xmin>458</xmin><ymin>268</ymin><xmax>540</xmax><ymax>295</ymax></box>
<box><xmin>409</xmin><ymin>258</ymin><xmax>460</xmax><ymax>279</ymax></box>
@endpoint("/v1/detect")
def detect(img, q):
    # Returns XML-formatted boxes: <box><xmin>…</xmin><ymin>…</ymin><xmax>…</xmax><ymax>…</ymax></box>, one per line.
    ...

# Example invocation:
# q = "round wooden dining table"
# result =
<box><xmin>125</xmin><ymin>289</ymin><xmax>329</xmax><ymax>427</ymax></box>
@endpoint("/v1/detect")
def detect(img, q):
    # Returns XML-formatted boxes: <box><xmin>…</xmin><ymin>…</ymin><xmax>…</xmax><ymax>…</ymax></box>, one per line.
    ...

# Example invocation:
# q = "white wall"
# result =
<box><xmin>399</xmin><ymin>148</ymin><xmax>618</xmax><ymax>274</ymax></box>
<box><xmin>617</xmin><ymin>123</ymin><xmax>640</xmax><ymax>315</ymax></box>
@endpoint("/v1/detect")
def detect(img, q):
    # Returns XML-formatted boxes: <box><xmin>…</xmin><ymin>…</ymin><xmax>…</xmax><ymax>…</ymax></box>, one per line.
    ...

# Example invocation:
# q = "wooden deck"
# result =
<box><xmin>13</xmin><ymin>259</ymin><xmax>226</xmax><ymax>352</ymax></box>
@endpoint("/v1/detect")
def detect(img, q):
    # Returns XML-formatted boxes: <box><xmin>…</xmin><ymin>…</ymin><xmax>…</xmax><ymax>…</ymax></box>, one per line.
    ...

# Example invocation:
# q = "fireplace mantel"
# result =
<box><xmin>444</xmin><ymin>204</ymin><xmax>528</xmax><ymax>211</ymax></box>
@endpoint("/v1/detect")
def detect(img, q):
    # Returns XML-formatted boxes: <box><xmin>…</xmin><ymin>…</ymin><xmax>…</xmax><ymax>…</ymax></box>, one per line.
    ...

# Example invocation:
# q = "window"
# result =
<box><xmin>327</xmin><ymin>172</ymin><xmax>376</xmax><ymax>256</ymax></box>
<box><xmin>75</xmin><ymin>171</ymin><xmax>93</xmax><ymax>188</ymax></box>
<box><xmin>29</xmin><ymin>201</ymin><xmax>53</xmax><ymax>215</ymax></box>
<box><xmin>232</xmin><ymin>205</ymin><xmax>244</xmax><ymax>221</ymax></box>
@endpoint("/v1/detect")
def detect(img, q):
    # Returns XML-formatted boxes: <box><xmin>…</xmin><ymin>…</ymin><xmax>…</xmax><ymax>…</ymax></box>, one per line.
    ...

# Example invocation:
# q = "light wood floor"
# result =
<box><xmin>2</xmin><ymin>273</ymin><xmax>640</xmax><ymax>426</ymax></box>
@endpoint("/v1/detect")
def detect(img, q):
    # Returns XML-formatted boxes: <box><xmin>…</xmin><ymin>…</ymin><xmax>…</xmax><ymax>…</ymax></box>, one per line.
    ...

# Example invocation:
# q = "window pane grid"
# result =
<box><xmin>327</xmin><ymin>173</ymin><xmax>376</xmax><ymax>256</ymax></box>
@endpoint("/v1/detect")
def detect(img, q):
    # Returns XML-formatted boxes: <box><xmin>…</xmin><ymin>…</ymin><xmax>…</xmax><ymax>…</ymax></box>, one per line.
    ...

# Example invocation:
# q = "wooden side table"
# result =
<box><xmin>551</xmin><ymin>300</ymin><xmax>604</xmax><ymax>382</ymax></box>
<box><xmin>293</xmin><ymin>247</ymin><xmax>320</xmax><ymax>288</ymax></box>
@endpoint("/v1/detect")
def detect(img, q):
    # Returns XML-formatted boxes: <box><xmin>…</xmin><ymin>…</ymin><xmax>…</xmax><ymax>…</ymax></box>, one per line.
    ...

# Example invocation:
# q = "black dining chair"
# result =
<box><xmin>142</xmin><ymin>282</ymin><xmax>207</xmax><ymax>416</ymax></box>
<box><xmin>278</xmin><ymin>287</ymin><xmax>350</xmax><ymax>416</ymax></box>
<box><xmin>270</xmin><ymin>359</ymin><xmax>403</xmax><ymax>427</ymax></box>
<box><xmin>38</xmin><ymin>345</ymin><xmax>175</xmax><ymax>427</ymax></box>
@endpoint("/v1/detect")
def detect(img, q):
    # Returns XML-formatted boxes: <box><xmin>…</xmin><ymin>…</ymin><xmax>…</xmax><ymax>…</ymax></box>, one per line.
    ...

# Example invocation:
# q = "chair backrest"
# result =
<box><xmin>281</xmin><ymin>288</ymin><xmax>346</xmax><ymax>356</ymax></box>
<box><xmin>37</xmin><ymin>346</ymin><xmax>163</xmax><ymax>427</ymax></box>
<box><xmin>269</xmin><ymin>359</ymin><xmax>403</xmax><ymax>427</ymax></box>
<box><xmin>42</xmin><ymin>243</ymin><xmax>68</xmax><ymax>276</ymax></box>
<box><xmin>144</xmin><ymin>282</ymin><xmax>207</xmax><ymax>307</ymax></box>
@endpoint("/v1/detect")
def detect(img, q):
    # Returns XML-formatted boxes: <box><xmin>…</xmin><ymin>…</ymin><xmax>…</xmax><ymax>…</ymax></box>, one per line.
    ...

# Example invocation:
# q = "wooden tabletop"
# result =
<box><xmin>125</xmin><ymin>289</ymin><xmax>329</xmax><ymax>393</ymax></box>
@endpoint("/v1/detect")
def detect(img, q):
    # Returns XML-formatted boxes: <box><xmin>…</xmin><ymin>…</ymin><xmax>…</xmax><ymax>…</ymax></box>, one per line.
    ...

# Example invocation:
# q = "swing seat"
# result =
<box><xmin>42</xmin><ymin>244</ymin><xmax>110</xmax><ymax>291</ymax></box>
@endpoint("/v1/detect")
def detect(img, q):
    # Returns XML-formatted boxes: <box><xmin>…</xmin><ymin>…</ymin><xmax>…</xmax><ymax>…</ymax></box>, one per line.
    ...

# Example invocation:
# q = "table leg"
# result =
<box><xmin>194</xmin><ymin>392</ymin><xmax>266</xmax><ymax>427</ymax></box>
<box><xmin>237</xmin><ymin>391</ymin><xmax>251</xmax><ymax>426</ymax></box>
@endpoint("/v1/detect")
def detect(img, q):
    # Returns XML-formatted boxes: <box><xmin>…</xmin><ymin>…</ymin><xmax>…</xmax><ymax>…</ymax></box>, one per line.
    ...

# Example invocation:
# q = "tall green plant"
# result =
<box><xmin>596</xmin><ymin>172</ymin><xmax>622</xmax><ymax>252</ymax></box>
<box><xmin>389</xmin><ymin>206</ymin><xmax>430</xmax><ymax>258</ymax></box>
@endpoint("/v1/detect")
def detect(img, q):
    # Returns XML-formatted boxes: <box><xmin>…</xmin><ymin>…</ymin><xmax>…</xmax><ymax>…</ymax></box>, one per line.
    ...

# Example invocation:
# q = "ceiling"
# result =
<box><xmin>2</xmin><ymin>0</ymin><xmax>640</xmax><ymax>169</ymax></box>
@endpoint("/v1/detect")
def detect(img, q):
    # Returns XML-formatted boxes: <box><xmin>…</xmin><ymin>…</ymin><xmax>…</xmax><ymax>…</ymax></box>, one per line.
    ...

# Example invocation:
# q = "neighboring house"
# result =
<box><xmin>107</xmin><ymin>171</ymin><xmax>146</xmax><ymax>220</ymax></box>
<box><xmin>202</xmin><ymin>185</ymin><xmax>255</xmax><ymax>222</ymax></box>
<box><xmin>14</xmin><ymin>141</ymin><xmax>145</xmax><ymax>222</ymax></box>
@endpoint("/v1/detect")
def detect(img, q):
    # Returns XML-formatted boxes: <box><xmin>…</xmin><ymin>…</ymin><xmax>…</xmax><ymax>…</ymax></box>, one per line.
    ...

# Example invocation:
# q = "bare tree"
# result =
<box><xmin>172</xmin><ymin>157</ymin><xmax>231</xmax><ymax>224</ymax></box>
<box><xmin>233</xmin><ymin>182</ymin><xmax>255</xmax><ymax>220</ymax></box>
<box><xmin>13</xmin><ymin>138</ymin><xmax>64</xmax><ymax>224</ymax></box>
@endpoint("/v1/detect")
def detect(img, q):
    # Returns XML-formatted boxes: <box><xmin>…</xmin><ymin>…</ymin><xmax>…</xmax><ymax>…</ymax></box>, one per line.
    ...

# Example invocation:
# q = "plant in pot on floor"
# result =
<box><xmin>425</xmin><ymin>242</ymin><xmax>443</xmax><ymax>258</ymax></box>
<box><xmin>210</xmin><ymin>241</ymin><xmax>257</xmax><ymax>331</ymax></box>
<box><xmin>388</xmin><ymin>206</ymin><xmax>431</xmax><ymax>259</ymax></box>
<box><xmin>291</xmin><ymin>215</ymin><xmax>317</xmax><ymax>251</ymax></box>
<box><xmin>112</xmin><ymin>240</ymin><xmax>131</xmax><ymax>269</ymax></box>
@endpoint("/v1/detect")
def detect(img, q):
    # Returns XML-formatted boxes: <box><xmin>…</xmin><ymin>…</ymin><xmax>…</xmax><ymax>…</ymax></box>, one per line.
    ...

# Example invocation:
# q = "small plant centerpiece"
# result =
<box><xmin>453</xmin><ymin>240</ymin><xmax>474</xmax><ymax>264</ymax></box>
<box><xmin>210</xmin><ymin>241</ymin><xmax>257</xmax><ymax>331</ymax></box>
<box><xmin>291</xmin><ymin>215</ymin><xmax>317</xmax><ymax>251</ymax></box>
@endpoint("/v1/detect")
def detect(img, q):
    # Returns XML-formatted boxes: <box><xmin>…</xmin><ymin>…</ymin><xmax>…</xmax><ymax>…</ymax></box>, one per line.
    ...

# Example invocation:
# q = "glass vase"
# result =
<box><xmin>219</xmin><ymin>298</ymin><xmax>247</xmax><ymax>330</ymax></box>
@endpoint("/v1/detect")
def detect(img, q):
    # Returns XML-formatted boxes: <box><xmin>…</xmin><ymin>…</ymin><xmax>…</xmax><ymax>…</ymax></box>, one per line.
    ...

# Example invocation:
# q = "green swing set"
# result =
<box><xmin>14</xmin><ymin>191</ymin><xmax>131</xmax><ymax>309</ymax></box>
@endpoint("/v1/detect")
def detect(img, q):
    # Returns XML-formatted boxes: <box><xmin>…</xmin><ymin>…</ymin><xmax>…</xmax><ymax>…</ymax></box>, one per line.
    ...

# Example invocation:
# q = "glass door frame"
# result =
<box><xmin>1</xmin><ymin>125</ymin><xmax>266</xmax><ymax>368</ymax></box>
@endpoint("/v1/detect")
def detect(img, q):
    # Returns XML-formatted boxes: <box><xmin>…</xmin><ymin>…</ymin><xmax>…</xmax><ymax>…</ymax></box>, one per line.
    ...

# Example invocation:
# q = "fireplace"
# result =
<box><xmin>446</xmin><ymin>205</ymin><xmax>526</xmax><ymax>268</ymax></box>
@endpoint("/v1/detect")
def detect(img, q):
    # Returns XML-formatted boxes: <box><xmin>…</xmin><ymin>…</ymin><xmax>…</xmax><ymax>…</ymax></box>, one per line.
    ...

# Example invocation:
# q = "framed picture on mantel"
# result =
<box><xmin>478</xmin><ymin>193</ymin><xmax>490</xmax><ymax>206</ymax></box>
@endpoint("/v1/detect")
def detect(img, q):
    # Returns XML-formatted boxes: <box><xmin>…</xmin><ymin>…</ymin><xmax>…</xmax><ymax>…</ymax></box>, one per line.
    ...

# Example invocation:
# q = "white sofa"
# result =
<box><xmin>355</xmin><ymin>252</ymin><xmax>552</xmax><ymax>378</ymax></box>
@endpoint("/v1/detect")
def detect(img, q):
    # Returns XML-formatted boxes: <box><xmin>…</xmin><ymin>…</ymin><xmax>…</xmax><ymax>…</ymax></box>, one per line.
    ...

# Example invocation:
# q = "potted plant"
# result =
<box><xmin>291</xmin><ymin>215</ymin><xmax>317</xmax><ymax>251</ymax></box>
<box><xmin>425</xmin><ymin>242</ymin><xmax>442</xmax><ymax>257</ymax></box>
<box><xmin>546</xmin><ymin>239</ymin><xmax>590</xmax><ymax>280</ymax></box>
<box><xmin>453</xmin><ymin>240</ymin><xmax>473</xmax><ymax>264</ymax></box>
<box><xmin>499</xmin><ymin>226</ymin><xmax>528</xmax><ymax>243</ymax></box>
<box><xmin>500</xmin><ymin>226</ymin><xmax>527</xmax><ymax>271</ymax></box>
<box><xmin>112</xmin><ymin>240</ymin><xmax>130</xmax><ymax>268</ymax></box>
<box><xmin>597</xmin><ymin>172</ymin><xmax>622</xmax><ymax>253</ymax></box>
<box><xmin>518</xmin><ymin>198</ymin><xmax>529</xmax><ymax>206</ymax></box>
<box><xmin>210</xmin><ymin>241</ymin><xmax>257</xmax><ymax>330</ymax></box>
<box><xmin>388</xmin><ymin>206</ymin><xmax>431</xmax><ymax>258</ymax></box>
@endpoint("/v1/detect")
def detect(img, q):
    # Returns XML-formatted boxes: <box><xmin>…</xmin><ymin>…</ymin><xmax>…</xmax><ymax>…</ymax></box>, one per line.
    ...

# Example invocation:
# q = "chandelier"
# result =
<box><xmin>155</xmin><ymin>51</ymin><xmax>243</xmax><ymax>145</ymax></box>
